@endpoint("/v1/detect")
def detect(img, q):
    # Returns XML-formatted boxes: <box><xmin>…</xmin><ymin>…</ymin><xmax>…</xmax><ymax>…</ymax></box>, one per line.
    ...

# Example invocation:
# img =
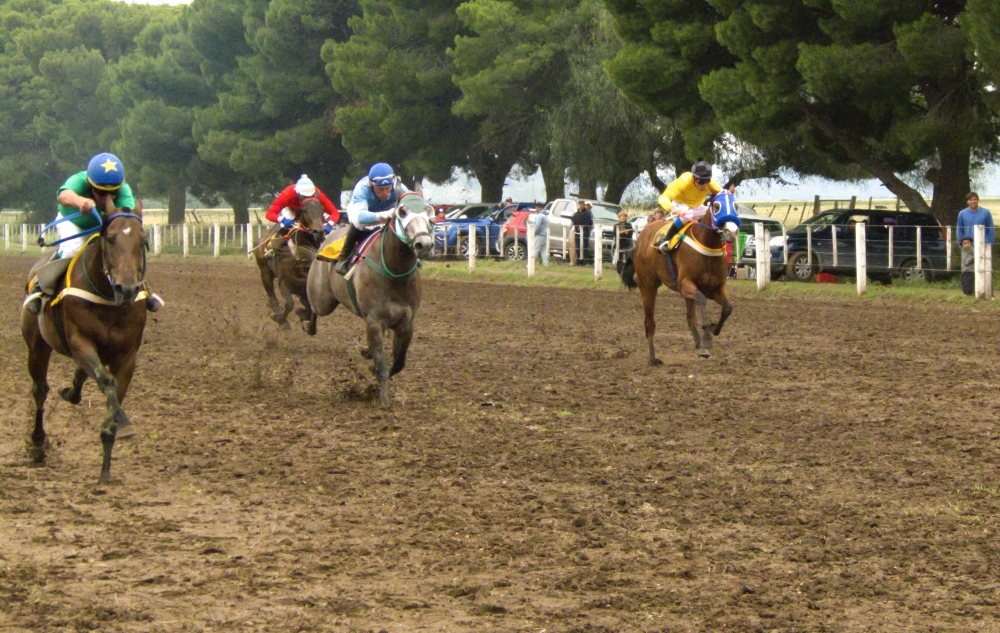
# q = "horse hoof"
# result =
<box><xmin>359</xmin><ymin>348</ymin><xmax>373</xmax><ymax>360</ymax></box>
<box><xmin>59</xmin><ymin>387</ymin><xmax>81</xmax><ymax>404</ymax></box>
<box><xmin>698</xmin><ymin>349</ymin><xmax>711</xmax><ymax>358</ymax></box>
<box><xmin>649</xmin><ymin>358</ymin><xmax>664</xmax><ymax>366</ymax></box>
<box><xmin>304</xmin><ymin>323</ymin><xmax>317</xmax><ymax>336</ymax></box>
<box><xmin>278</xmin><ymin>320</ymin><xmax>291</xmax><ymax>331</ymax></box>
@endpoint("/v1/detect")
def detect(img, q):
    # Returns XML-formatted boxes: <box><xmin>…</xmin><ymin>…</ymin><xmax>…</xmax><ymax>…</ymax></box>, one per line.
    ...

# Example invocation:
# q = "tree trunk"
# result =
<box><xmin>603</xmin><ymin>167</ymin><xmax>635</xmax><ymax>204</ymax></box>
<box><xmin>469</xmin><ymin>147</ymin><xmax>513</xmax><ymax>203</ymax></box>
<box><xmin>228</xmin><ymin>188</ymin><xmax>250</xmax><ymax>225</ymax></box>
<box><xmin>541</xmin><ymin>160</ymin><xmax>564</xmax><ymax>201</ymax></box>
<box><xmin>577</xmin><ymin>172</ymin><xmax>597</xmax><ymax>200</ymax></box>
<box><xmin>167</xmin><ymin>184</ymin><xmax>187</xmax><ymax>224</ymax></box>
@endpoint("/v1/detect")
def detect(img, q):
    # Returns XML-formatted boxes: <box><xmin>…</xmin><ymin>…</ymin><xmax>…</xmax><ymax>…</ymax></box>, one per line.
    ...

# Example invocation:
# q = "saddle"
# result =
<box><xmin>24</xmin><ymin>235</ymin><xmax>149</xmax><ymax>308</ymax></box>
<box><xmin>317</xmin><ymin>228</ymin><xmax>380</xmax><ymax>267</ymax></box>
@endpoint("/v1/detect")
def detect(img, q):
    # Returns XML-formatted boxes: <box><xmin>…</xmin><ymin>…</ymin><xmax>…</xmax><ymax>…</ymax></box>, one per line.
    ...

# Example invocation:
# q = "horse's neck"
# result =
<box><xmin>78</xmin><ymin>238</ymin><xmax>111</xmax><ymax>293</ymax></box>
<box><xmin>691</xmin><ymin>217</ymin><xmax>721</xmax><ymax>246</ymax></box>
<box><xmin>379</xmin><ymin>224</ymin><xmax>415</xmax><ymax>271</ymax></box>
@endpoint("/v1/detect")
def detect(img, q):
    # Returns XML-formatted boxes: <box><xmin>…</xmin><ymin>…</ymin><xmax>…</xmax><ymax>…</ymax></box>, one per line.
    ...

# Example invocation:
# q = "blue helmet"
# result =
<box><xmin>87</xmin><ymin>153</ymin><xmax>125</xmax><ymax>191</ymax></box>
<box><xmin>368</xmin><ymin>162</ymin><xmax>395</xmax><ymax>187</ymax></box>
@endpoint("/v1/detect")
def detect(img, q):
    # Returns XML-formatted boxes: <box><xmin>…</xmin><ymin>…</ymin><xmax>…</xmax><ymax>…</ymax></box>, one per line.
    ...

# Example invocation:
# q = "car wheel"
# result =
<box><xmin>504</xmin><ymin>241</ymin><xmax>526</xmax><ymax>261</ymax></box>
<box><xmin>457</xmin><ymin>236</ymin><xmax>470</xmax><ymax>258</ymax></box>
<box><xmin>786</xmin><ymin>252</ymin><xmax>814</xmax><ymax>282</ymax></box>
<box><xmin>898</xmin><ymin>258</ymin><xmax>930</xmax><ymax>282</ymax></box>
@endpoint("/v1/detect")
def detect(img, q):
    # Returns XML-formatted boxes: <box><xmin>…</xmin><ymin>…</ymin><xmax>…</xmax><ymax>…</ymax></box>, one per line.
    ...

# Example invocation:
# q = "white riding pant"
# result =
<box><xmin>54</xmin><ymin>212</ymin><xmax>88</xmax><ymax>259</ymax></box>
<box><xmin>669</xmin><ymin>203</ymin><xmax>709</xmax><ymax>223</ymax></box>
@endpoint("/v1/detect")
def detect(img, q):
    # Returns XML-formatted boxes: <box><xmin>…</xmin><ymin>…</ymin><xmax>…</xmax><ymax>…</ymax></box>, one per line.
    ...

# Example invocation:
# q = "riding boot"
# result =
<box><xmin>658</xmin><ymin>221</ymin><xmax>683</xmax><ymax>255</ymax></box>
<box><xmin>335</xmin><ymin>225</ymin><xmax>364</xmax><ymax>276</ymax></box>
<box><xmin>264</xmin><ymin>227</ymin><xmax>290</xmax><ymax>259</ymax></box>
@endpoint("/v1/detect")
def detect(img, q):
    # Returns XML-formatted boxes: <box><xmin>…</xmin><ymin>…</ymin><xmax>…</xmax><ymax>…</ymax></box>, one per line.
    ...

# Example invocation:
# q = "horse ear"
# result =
<box><xmin>413</xmin><ymin>177</ymin><xmax>423</xmax><ymax>197</ymax></box>
<box><xmin>133</xmin><ymin>198</ymin><xmax>144</xmax><ymax>218</ymax></box>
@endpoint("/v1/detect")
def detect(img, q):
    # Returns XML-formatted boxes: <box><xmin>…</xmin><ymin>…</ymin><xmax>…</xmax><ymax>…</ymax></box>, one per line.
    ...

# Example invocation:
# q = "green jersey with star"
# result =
<box><xmin>57</xmin><ymin>172</ymin><xmax>136</xmax><ymax>229</ymax></box>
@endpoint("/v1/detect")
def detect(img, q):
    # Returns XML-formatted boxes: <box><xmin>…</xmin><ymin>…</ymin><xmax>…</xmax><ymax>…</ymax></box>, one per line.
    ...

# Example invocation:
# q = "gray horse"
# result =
<box><xmin>307</xmin><ymin>192</ymin><xmax>433</xmax><ymax>406</ymax></box>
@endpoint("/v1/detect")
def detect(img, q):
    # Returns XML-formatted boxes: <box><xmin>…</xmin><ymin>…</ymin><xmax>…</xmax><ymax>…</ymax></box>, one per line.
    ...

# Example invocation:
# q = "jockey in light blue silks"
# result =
<box><xmin>334</xmin><ymin>163</ymin><xmax>409</xmax><ymax>275</ymax></box>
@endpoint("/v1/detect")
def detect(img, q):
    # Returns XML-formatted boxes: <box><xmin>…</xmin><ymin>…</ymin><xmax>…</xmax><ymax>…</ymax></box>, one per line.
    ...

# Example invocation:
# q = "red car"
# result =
<box><xmin>498</xmin><ymin>208</ymin><xmax>535</xmax><ymax>259</ymax></box>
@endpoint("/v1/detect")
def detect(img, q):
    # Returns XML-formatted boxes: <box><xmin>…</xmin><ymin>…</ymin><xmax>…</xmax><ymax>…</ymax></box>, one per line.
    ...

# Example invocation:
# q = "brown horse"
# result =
<box><xmin>307</xmin><ymin>191</ymin><xmax>433</xmax><ymax>406</ymax></box>
<box><xmin>21</xmin><ymin>199</ymin><xmax>148</xmax><ymax>484</ymax></box>
<box><xmin>621</xmin><ymin>193</ymin><xmax>740</xmax><ymax>362</ymax></box>
<box><xmin>252</xmin><ymin>198</ymin><xmax>327</xmax><ymax>334</ymax></box>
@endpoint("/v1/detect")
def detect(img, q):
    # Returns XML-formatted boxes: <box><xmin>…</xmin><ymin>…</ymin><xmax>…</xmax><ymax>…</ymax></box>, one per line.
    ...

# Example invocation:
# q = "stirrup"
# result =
<box><xmin>24</xmin><ymin>292</ymin><xmax>45</xmax><ymax>315</ymax></box>
<box><xmin>658</xmin><ymin>241</ymin><xmax>671</xmax><ymax>255</ymax></box>
<box><xmin>334</xmin><ymin>258</ymin><xmax>351</xmax><ymax>276</ymax></box>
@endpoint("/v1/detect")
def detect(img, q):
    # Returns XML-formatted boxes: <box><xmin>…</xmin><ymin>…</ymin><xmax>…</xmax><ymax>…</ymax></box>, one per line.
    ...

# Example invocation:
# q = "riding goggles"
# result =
<box><xmin>370</xmin><ymin>174</ymin><xmax>394</xmax><ymax>187</ymax></box>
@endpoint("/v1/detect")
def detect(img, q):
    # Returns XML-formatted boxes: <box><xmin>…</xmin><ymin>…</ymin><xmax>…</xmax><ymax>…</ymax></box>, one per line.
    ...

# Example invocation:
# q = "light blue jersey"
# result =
<box><xmin>346</xmin><ymin>177</ymin><xmax>406</xmax><ymax>229</ymax></box>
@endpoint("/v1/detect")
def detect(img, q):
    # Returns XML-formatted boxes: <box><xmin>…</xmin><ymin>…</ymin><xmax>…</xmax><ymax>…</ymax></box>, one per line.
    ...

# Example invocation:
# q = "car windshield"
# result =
<box><xmin>589</xmin><ymin>204</ymin><xmax>624</xmax><ymax>222</ymax></box>
<box><xmin>800</xmin><ymin>212</ymin><xmax>841</xmax><ymax>228</ymax></box>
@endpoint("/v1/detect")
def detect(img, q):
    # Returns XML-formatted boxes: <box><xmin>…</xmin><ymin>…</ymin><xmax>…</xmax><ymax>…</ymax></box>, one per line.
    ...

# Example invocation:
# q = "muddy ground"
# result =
<box><xmin>1</xmin><ymin>255</ymin><xmax>999</xmax><ymax>632</ymax></box>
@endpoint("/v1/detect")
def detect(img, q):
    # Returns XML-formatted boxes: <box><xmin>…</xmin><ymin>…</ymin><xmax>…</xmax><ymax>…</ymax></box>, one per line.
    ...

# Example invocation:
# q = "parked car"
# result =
<box><xmin>433</xmin><ymin>204</ymin><xmax>506</xmax><ymax>257</ymax></box>
<box><xmin>736</xmin><ymin>208</ymin><xmax>786</xmax><ymax>277</ymax></box>
<box><xmin>499</xmin><ymin>199</ymin><xmax>625</xmax><ymax>261</ymax></box>
<box><xmin>443</xmin><ymin>203</ymin><xmax>498</xmax><ymax>221</ymax></box>
<box><xmin>770</xmin><ymin>210</ymin><xmax>947</xmax><ymax>282</ymax></box>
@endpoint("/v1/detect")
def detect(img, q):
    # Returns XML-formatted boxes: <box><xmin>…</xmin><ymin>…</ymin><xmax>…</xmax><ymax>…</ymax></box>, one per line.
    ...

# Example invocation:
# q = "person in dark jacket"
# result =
<box><xmin>572</xmin><ymin>201</ymin><xmax>593</xmax><ymax>264</ymax></box>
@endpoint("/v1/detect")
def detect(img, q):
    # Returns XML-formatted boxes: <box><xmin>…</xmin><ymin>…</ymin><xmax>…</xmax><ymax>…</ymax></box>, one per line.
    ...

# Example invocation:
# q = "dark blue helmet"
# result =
<box><xmin>87</xmin><ymin>153</ymin><xmax>125</xmax><ymax>191</ymax></box>
<box><xmin>368</xmin><ymin>162</ymin><xmax>394</xmax><ymax>187</ymax></box>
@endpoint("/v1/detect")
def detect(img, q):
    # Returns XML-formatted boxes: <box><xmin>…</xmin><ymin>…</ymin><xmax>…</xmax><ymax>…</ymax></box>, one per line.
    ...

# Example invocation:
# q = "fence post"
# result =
<box><xmin>247</xmin><ymin>224</ymin><xmax>253</xmax><ymax>256</ymax></box>
<box><xmin>182</xmin><ymin>223</ymin><xmax>189</xmax><ymax>258</ymax></box>
<box><xmin>468</xmin><ymin>224</ymin><xmax>475</xmax><ymax>273</ymax></box>
<box><xmin>849</xmin><ymin>195</ymin><xmax>857</xmax><ymax>210</ymax></box>
<box><xmin>593</xmin><ymin>227</ymin><xmax>602</xmax><ymax>281</ymax></box>
<box><xmin>781</xmin><ymin>226</ymin><xmax>788</xmax><ymax>265</ymax></box>
<box><xmin>915</xmin><ymin>226</ymin><xmax>922</xmax><ymax>271</ymax></box>
<box><xmin>561</xmin><ymin>224</ymin><xmax>567</xmax><ymax>260</ymax></box>
<box><xmin>213</xmin><ymin>223</ymin><xmax>220</xmax><ymax>257</ymax></box>
<box><xmin>806</xmin><ymin>226</ymin><xmax>812</xmax><ymax>270</ymax></box>
<box><xmin>22</xmin><ymin>224</ymin><xmax>27</xmax><ymax>252</ymax></box>
<box><xmin>888</xmin><ymin>225</ymin><xmax>894</xmax><ymax>271</ymax></box>
<box><xmin>755</xmin><ymin>222</ymin><xmax>768</xmax><ymax>290</ymax></box>
<box><xmin>975</xmin><ymin>224</ymin><xmax>986</xmax><ymax>298</ymax></box>
<box><xmin>527</xmin><ymin>222</ymin><xmax>535</xmax><ymax>277</ymax></box>
<box><xmin>153</xmin><ymin>224</ymin><xmax>162</xmax><ymax>256</ymax></box>
<box><xmin>3</xmin><ymin>224</ymin><xmax>8</xmax><ymax>251</ymax></box>
<box><xmin>813</xmin><ymin>195</ymin><xmax>820</xmax><ymax>215</ymax></box>
<box><xmin>831</xmin><ymin>225</ymin><xmax>838</xmax><ymax>267</ymax></box>
<box><xmin>945</xmin><ymin>226</ymin><xmax>952</xmax><ymax>271</ymax></box>
<box><xmin>856</xmin><ymin>222</ymin><xmax>867</xmax><ymax>295</ymax></box>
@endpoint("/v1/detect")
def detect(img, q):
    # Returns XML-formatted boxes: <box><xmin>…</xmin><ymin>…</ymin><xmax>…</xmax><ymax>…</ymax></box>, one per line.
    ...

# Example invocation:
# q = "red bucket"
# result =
<box><xmin>816</xmin><ymin>272</ymin><xmax>838</xmax><ymax>283</ymax></box>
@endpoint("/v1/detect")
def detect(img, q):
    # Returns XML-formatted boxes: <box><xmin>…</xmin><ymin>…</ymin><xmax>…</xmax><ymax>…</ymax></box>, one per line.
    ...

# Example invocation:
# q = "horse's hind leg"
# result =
<box><xmin>60</xmin><ymin>368</ymin><xmax>87</xmax><ymax>404</ymax></box>
<box><xmin>294</xmin><ymin>291</ymin><xmax>316</xmax><ymax>335</ymax></box>
<box><xmin>639</xmin><ymin>283</ymin><xmax>662</xmax><ymax>366</ymax></box>
<box><xmin>704</xmin><ymin>285</ymin><xmax>733</xmax><ymax>336</ymax></box>
<box><xmin>272</xmin><ymin>283</ymin><xmax>294</xmax><ymax>328</ymax></box>
<box><xmin>257</xmin><ymin>257</ymin><xmax>280</xmax><ymax>313</ymax></box>
<box><xmin>365</xmin><ymin>320</ymin><xmax>390</xmax><ymax>407</ymax></box>
<box><xmin>22</xmin><ymin>316</ymin><xmax>52</xmax><ymax>462</ymax></box>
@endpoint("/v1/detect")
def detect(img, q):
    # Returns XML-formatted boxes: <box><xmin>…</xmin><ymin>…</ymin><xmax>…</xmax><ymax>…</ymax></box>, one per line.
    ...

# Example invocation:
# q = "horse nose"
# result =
<box><xmin>113</xmin><ymin>283</ymin><xmax>139</xmax><ymax>305</ymax></box>
<box><xmin>414</xmin><ymin>236</ymin><xmax>432</xmax><ymax>252</ymax></box>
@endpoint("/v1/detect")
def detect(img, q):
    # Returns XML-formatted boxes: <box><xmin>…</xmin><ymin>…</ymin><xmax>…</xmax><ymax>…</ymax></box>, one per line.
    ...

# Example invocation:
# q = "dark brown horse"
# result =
<box><xmin>252</xmin><ymin>198</ymin><xmax>327</xmax><ymax>334</ymax></box>
<box><xmin>621</xmin><ymin>192</ymin><xmax>740</xmax><ymax>361</ymax></box>
<box><xmin>307</xmin><ymin>191</ymin><xmax>433</xmax><ymax>406</ymax></box>
<box><xmin>21</xmin><ymin>199</ymin><xmax>148</xmax><ymax>483</ymax></box>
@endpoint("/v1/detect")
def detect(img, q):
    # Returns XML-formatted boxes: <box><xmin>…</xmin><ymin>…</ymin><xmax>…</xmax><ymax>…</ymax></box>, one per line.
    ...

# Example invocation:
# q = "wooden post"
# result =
<box><xmin>247</xmin><ymin>224</ymin><xmax>253</xmax><ymax>256</ymax></box>
<box><xmin>813</xmin><ymin>195</ymin><xmax>820</xmax><ymax>215</ymax></box>
<box><xmin>213</xmin><ymin>223</ymin><xmax>220</xmax><ymax>257</ymax></box>
<box><xmin>856</xmin><ymin>222</ymin><xmax>867</xmax><ymax>295</ymax></box>
<box><xmin>468</xmin><ymin>224</ymin><xmax>475</xmax><ymax>273</ymax></box>
<box><xmin>975</xmin><ymin>224</ymin><xmax>986</xmax><ymax>298</ymax></box>
<box><xmin>888</xmin><ymin>225</ymin><xmax>894</xmax><ymax>271</ymax></box>
<box><xmin>527</xmin><ymin>223</ymin><xmax>535</xmax><ymax>277</ymax></box>
<box><xmin>945</xmin><ymin>226</ymin><xmax>952</xmax><ymax>271</ymax></box>
<box><xmin>3</xmin><ymin>224</ymin><xmax>8</xmax><ymax>251</ymax></box>
<box><xmin>806</xmin><ymin>226</ymin><xmax>812</xmax><ymax>268</ymax></box>
<box><xmin>22</xmin><ymin>224</ymin><xmax>27</xmax><ymax>252</ymax></box>
<box><xmin>916</xmin><ymin>226</ymin><xmax>922</xmax><ymax>273</ymax></box>
<box><xmin>832</xmin><ymin>225</ymin><xmax>838</xmax><ymax>267</ymax></box>
<box><xmin>755</xmin><ymin>222</ymin><xmax>767</xmax><ymax>290</ymax></box>
<box><xmin>781</xmin><ymin>226</ymin><xmax>788</xmax><ymax>265</ymax></box>
<box><xmin>593</xmin><ymin>227</ymin><xmax>602</xmax><ymax>281</ymax></box>
<box><xmin>153</xmin><ymin>224</ymin><xmax>162</xmax><ymax>256</ymax></box>
<box><xmin>182</xmin><ymin>223</ymin><xmax>189</xmax><ymax>258</ymax></box>
<box><xmin>849</xmin><ymin>195</ymin><xmax>856</xmax><ymax>210</ymax></box>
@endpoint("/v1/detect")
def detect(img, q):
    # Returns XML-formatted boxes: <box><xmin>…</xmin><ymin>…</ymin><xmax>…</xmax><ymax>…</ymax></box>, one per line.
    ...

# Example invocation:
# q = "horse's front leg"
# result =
<box><xmin>696</xmin><ymin>292</ymin><xmax>713</xmax><ymax>355</ymax></box>
<box><xmin>257</xmin><ymin>255</ymin><xmax>280</xmax><ymax>312</ymax></box>
<box><xmin>71</xmin><ymin>343</ymin><xmax>129</xmax><ymax>484</ymax></box>
<box><xmin>60</xmin><ymin>368</ymin><xmax>87</xmax><ymax>404</ymax></box>
<box><xmin>679</xmin><ymin>280</ymin><xmax>705</xmax><ymax>356</ymax></box>
<box><xmin>272</xmin><ymin>282</ymin><xmax>294</xmax><ymax>328</ymax></box>
<box><xmin>389</xmin><ymin>317</ymin><xmax>414</xmax><ymax>377</ymax></box>
<box><xmin>365</xmin><ymin>319</ymin><xmax>390</xmax><ymax>407</ymax></box>
<box><xmin>709</xmin><ymin>285</ymin><xmax>733</xmax><ymax>336</ymax></box>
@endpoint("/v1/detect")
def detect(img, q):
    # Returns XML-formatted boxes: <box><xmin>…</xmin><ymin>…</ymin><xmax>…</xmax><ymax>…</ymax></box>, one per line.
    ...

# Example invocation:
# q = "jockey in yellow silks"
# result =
<box><xmin>657</xmin><ymin>160</ymin><xmax>722</xmax><ymax>254</ymax></box>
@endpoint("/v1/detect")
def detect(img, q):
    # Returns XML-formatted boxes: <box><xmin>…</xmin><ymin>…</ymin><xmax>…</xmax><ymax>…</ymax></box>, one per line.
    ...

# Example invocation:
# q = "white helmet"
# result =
<box><xmin>294</xmin><ymin>174</ymin><xmax>316</xmax><ymax>197</ymax></box>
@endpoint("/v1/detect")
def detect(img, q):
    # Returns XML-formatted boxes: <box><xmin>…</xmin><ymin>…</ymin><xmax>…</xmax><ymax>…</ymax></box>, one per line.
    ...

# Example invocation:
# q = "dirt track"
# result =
<box><xmin>2</xmin><ymin>256</ymin><xmax>999</xmax><ymax>632</ymax></box>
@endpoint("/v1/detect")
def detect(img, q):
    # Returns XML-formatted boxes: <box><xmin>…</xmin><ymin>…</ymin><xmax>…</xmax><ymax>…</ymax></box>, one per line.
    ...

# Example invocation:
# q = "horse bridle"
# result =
<box><xmin>98</xmin><ymin>212</ymin><xmax>147</xmax><ymax>291</ymax></box>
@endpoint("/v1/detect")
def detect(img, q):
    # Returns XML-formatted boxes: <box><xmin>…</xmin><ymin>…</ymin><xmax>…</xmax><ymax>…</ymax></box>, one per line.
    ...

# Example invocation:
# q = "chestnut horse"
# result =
<box><xmin>621</xmin><ymin>191</ymin><xmax>741</xmax><ymax>361</ymax></box>
<box><xmin>307</xmin><ymin>191</ymin><xmax>433</xmax><ymax>406</ymax></box>
<box><xmin>252</xmin><ymin>198</ymin><xmax>327</xmax><ymax>334</ymax></box>
<box><xmin>21</xmin><ymin>199</ymin><xmax>148</xmax><ymax>483</ymax></box>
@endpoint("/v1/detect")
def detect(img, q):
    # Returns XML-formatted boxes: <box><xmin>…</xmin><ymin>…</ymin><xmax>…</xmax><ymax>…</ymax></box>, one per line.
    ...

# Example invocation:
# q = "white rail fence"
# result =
<box><xmin>3</xmin><ymin>221</ymin><xmax>995</xmax><ymax>297</ymax></box>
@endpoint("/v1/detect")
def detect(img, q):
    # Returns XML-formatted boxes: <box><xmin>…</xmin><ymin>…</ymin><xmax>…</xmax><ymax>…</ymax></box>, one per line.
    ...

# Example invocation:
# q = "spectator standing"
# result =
<box><xmin>531</xmin><ymin>203</ymin><xmax>549</xmax><ymax>266</ymax></box>
<box><xmin>615</xmin><ymin>211</ymin><xmax>634</xmax><ymax>252</ymax></box>
<box><xmin>572</xmin><ymin>201</ymin><xmax>593</xmax><ymax>264</ymax></box>
<box><xmin>956</xmin><ymin>191</ymin><xmax>994</xmax><ymax>296</ymax></box>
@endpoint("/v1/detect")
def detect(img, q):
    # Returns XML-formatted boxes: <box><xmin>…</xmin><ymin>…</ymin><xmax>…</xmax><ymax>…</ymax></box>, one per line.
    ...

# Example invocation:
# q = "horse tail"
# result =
<box><xmin>620</xmin><ymin>251</ymin><xmax>637</xmax><ymax>289</ymax></box>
